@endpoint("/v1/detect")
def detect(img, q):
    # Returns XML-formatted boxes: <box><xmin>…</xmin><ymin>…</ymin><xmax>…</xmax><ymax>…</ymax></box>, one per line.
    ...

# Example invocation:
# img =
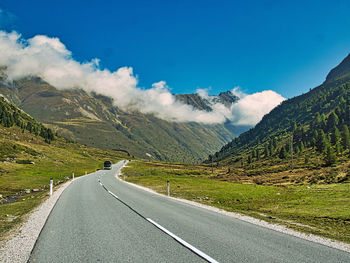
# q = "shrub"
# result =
<box><xmin>16</xmin><ymin>159</ymin><xmax>34</xmax><ymax>164</ymax></box>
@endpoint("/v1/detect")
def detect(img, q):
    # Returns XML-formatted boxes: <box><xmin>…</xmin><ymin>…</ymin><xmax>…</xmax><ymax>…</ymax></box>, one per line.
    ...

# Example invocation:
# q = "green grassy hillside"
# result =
<box><xmin>0</xmin><ymin>98</ymin><xmax>130</xmax><ymax>238</ymax></box>
<box><xmin>0</xmin><ymin>96</ymin><xmax>54</xmax><ymax>142</ymax></box>
<box><xmin>211</xmin><ymin>53</ymin><xmax>350</xmax><ymax>172</ymax></box>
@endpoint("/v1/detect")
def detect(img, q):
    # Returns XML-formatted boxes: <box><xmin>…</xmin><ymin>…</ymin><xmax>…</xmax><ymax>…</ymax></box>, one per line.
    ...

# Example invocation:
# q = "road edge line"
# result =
<box><xmin>0</xmin><ymin>176</ymin><xmax>83</xmax><ymax>263</ymax></box>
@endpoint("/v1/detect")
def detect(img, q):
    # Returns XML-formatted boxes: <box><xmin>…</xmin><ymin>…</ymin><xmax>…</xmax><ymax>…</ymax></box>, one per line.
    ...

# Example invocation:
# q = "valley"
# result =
<box><xmin>0</xmin><ymin>75</ymin><xmax>241</xmax><ymax>163</ymax></box>
<box><xmin>0</xmin><ymin>100</ymin><xmax>129</xmax><ymax>238</ymax></box>
<box><xmin>2</xmin><ymin>2</ymin><xmax>350</xmax><ymax>262</ymax></box>
<box><xmin>1</xmin><ymin>52</ymin><xmax>350</xmax><ymax>247</ymax></box>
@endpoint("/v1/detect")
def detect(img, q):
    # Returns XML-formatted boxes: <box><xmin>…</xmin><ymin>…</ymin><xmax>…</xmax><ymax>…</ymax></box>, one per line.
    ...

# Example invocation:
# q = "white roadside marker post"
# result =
<box><xmin>72</xmin><ymin>172</ymin><xmax>74</xmax><ymax>180</ymax></box>
<box><xmin>49</xmin><ymin>178</ymin><xmax>53</xmax><ymax>196</ymax></box>
<box><xmin>85</xmin><ymin>171</ymin><xmax>87</xmax><ymax>175</ymax></box>
<box><xmin>167</xmin><ymin>180</ymin><xmax>170</xmax><ymax>197</ymax></box>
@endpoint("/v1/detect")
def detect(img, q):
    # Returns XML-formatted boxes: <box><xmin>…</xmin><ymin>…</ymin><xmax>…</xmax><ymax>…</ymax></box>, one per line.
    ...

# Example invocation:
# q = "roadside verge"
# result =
<box><xmin>0</xmin><ymin>177</ymin><xmax>79</xmax><ymax>263</ymax></box>
<box><xmin>115</xmin><ymin>161</ymin><xmax>350</xmax><ymax>254</ymax></box>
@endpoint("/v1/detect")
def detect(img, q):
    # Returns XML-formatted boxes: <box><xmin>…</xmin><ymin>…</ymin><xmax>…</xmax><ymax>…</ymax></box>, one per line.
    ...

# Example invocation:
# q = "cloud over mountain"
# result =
<box><xmin>0</xmin><ymin>31</ymin><xmax>285</xmax><ymax>125</ymax></box>
<box><xmin>230</xmin><ymin>88</ymin><xmax>286</xmax><ymax>126</ymax></box>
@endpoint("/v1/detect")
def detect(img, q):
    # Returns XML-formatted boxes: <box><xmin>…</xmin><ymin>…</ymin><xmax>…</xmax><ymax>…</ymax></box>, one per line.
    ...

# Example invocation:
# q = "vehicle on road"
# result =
<box><xmin>104</xmin><ymin>160</ymin><xmax>112</xmax><ymax>170</ymax></box>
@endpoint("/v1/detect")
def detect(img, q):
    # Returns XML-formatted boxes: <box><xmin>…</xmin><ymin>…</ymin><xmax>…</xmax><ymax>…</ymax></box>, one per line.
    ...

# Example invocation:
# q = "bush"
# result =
<box><xmin>16</xmin><ymin>159</ymin><xmax>34</xmax><ymax>164</ymax></box>
<box><xmin>253</xmin><ymin>178</ymin><xmax>264</xmax><ymax>185</ymax></box>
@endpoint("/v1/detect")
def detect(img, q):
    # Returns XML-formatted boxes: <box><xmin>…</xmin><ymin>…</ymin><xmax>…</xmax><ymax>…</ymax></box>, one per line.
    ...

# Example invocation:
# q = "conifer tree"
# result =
<box><xmin>325</xmin><ymin>146</ymin><xmax>336</xmax><ymax>166</ymax></box>
<box><xmin>332</xmin><ymin>127</ymin><xmax>341</xmax><ymax>145</ymax></box>
<box><xmin>321</xmin><ymin>113</ymin><xmax>327</xmax><ymax>129</ymax></box>
<box><xmin>313</xmin><ymin>112</ymin><xmax>322</xmax><ymax>129</ymax></box>
<box><xmin>279</xmin><ymin>146</ymin><xmax>288</xmax><ymax>159</ymax></box>
<box><xmin>269</xmin><ymin>140</ymin><xmax>274</xmax><ymax>155</ymax></box>
<box><xmin>343</xmin><ymin>125</ymin><xmax>350</xmax><ymax>150</ymax></box>
<box><xmin>264</xmin><ymin>145</ymin><xmax>269</xmax><ymax>157</ymax></box>
<box><xmin>316</xmin><ymin>130</ymin><xmax>328</xmax><ymax>153</ymax></box>
<box><xmin>327</xmin><ymin>111</ymin><xmax>339</xmax><ymax>131</ymax></box>
<box><xmin>335</xmin><ymin>141</ymin><xmax>341</xmax><ymax>155</ymax></box>
<box><xmin>273</xmin><ymin>138</ymin><xmax>277</xmax><ymax>149</ymax></box>
<box><xmin>328</xmin><ymin>134</ymin><xmax>332</xmax><ymax>145</ymax></box>
<box><xmin>247</xmin><ymin>155</ymin><xmax>252</xmax><ymax>164</ymax></box>
<box><xmin>256</xmin><ymin>149</ymin><xmax>260</xmax><ymax>160</ymax></box>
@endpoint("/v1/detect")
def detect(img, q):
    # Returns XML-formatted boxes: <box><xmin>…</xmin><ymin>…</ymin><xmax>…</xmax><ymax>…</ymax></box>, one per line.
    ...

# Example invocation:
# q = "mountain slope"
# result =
<box><xmin>212</xmin><ymin>54</ymin><xmax>350</xmax><ymax>164</ymax></box>
<box><xmin>0</xmin><ymin>97</ymin><xmax>129</xmax><ymax>236</ymax></box>
<box><xmin>0</xmin><ymin>76</ymin><xmax>240</xmax><ymax>163</ymax></box>
<box><xmin>326</xmin><ymin>53</ymin><xmax>350</xmax><ymax>82</ymax></box>
<box><xmin>0</xmin><ymin>95</ymin><xmax>54</xmax><ymax>142</ymax></box>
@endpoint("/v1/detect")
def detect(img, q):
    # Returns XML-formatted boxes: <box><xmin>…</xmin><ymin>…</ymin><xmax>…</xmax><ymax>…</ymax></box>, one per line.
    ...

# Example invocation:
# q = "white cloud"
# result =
<box><xmin>0</xmin><ymin>31</ymin><xmax>285</xmax><ymax>126</ymax></box>
<box><xmin>229</xmin><ymin>89</ymin><xmax>285</xmax><ymax>126</ymax></box>
<box><xmin>231</xmin><ymin>86</ymin><xmax>245</xmax><ymax>98</ymax></box>
<box><xmin>196</xmin><ymin>88</ymin><xmax>210</xmax><ymax>99</ymax></box>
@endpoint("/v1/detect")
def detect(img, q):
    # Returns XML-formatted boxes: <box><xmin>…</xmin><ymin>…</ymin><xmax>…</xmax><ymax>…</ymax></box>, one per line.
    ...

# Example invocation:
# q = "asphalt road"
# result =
<box><xmin>29</xmin><ymin>161</ymin><xmax>350</xmax><ymax>262</ymax></box>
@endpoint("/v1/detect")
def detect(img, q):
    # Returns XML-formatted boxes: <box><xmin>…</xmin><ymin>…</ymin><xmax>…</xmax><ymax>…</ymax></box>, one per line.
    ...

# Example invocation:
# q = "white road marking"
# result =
<box><xmin>146</xmin><ymin>218</ymin><xmax>219</xmax><ymax>263</ymax></box>
<box><xmin>100</xmin><ymin>162</ymin><xmax>218</xmax><ymax>262</ymax></box>
<box><xmin>107</xmin><ymin>190</ymin><xmax>119</xmax><ymax>199</ymax></box>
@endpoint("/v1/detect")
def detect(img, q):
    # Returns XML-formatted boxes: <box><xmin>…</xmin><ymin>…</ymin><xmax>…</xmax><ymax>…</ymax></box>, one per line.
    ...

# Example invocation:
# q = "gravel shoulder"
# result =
<box><xmin>116</xmin><ymin>164</ymin><xmax>350</xmax><ymax>254</ymax></box>
<box><xmin>0</xmin><ymin>179</ymin><xmax>76</xmax><ymax>263</ymax></box>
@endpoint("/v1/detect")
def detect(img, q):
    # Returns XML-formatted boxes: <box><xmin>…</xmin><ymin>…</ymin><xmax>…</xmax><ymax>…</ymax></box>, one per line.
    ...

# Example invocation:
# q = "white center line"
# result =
<box><xmin>98</xmin><ymin>166</ymin><xmax>217</xmax><ymax>262</ymax></box>
<box><xmin>146</xmin><ymin>218</ymin><xmax>219</xmax><ymax>263</ymax></box>
<box><xmin>107</xmin><ymin>190</ymin><xmax>119</xmax><ymax>199</ymax></box>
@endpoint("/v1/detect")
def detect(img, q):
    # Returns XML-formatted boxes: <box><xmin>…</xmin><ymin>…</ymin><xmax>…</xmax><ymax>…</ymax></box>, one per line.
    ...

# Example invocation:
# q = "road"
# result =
<box><xmin>29</xmin><ymin>161</ymin><xmax>350</xmax><ymax>262</ymax></box>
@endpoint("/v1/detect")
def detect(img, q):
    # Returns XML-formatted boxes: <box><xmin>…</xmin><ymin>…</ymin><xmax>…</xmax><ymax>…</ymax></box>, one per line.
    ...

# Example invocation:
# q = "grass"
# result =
<box><xmin>2</xmin><ymin>125</ymin><xmax>350</xmax><ymax>245</ymax></box>
<box><xmin>215</xmin><ymin>147</ymin><xmax>350</xmax><ymax>185</ymax></box>
<box><xmin>122</xmin><ymin>160</ymin><xmax>350</xmax><ymax>243</ymax></box>
<box><xmin>0</xmin><ymin>192</ymin><xmax>46</xmax><ymax>237</ymax></box>
<box><xmin>0</xmin><ymin>126</ymin><xmax>130</xmax><ymax>239</ymax></box>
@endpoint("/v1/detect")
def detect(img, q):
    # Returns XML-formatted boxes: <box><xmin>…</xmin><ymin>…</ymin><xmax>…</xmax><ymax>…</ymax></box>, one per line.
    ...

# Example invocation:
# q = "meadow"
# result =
<box><xmin>122</xmin><ymin>160</ymin><xmax>350</xmax><ymax>243</ymax></box>
<box><xmin>0</xmin><ymin>126</ymin><xmax>129</xmax><ymax>240</ymax></box>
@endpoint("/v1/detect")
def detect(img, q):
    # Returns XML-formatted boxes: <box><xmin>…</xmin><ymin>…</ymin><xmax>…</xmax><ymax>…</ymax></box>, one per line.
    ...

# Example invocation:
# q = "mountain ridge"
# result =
<box><xmin>211</xmin><ymin>52</ymin><xmax>350</xmax><ymax>164</ymax></box>
<box><xmin>326</xmin><ymin>53</ymin><xmax>350</xmax><ymax>82</ymax></box>
<box><xmin>0</xmin><ymin>74</ymin><xmax>242</xmax><ymax>163</ymax></box>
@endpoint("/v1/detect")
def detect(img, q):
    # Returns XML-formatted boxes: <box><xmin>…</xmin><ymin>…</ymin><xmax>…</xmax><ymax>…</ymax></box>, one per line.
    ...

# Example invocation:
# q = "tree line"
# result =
<box><xmin>211</xmin><ymin>76</ymin><xmax>350</xmax><ymax>165</ymax></box>
<box><xmin>0</xmin><ymin>97</ymin><xmax>54</xmax><ymax>142</ymax></box>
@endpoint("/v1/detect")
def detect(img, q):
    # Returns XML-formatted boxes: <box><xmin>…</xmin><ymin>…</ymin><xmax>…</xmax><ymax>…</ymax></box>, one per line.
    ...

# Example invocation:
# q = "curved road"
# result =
<box><xmin>29</xmin><ymin>161</ymin><xmax>350</xmax><ymax>262</ymax></box>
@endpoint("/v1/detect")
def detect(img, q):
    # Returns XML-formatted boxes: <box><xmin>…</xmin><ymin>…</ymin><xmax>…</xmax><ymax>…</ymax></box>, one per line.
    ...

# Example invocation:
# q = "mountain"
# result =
<box><xmin>0</xmin><ymin>75</ymin><xmax>241</xmax><ymax>163</ymax></box>
<box><xmin>0</xmin><ymin>95</ymin><xmax>129</xmax><ymax>236</ymax></box>
<box><xmin>0</xmin><ymin>95</ymin><xmax>54</xmax><ymax>143</ymax></box>
<box><xmin>325</xmin><ymin>53</ymin><xmax>350</xmax><ymax>82</ymax></box>
<box><xmin>175</xmin><ymin>91</ymin><xmax>239</xmax><ymax>111</ymax></box>
<box><xmin>212</xmin><ymin>53</ymin><xmax>350</xmax><ymax>167</ymax></box>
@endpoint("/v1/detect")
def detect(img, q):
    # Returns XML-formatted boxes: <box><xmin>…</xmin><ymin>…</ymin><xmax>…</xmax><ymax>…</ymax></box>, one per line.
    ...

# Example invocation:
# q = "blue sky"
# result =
<box><xmin>1</xmin><ymin>0</ymin><xmax>350</xmax><ymax>98</ymax></box>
